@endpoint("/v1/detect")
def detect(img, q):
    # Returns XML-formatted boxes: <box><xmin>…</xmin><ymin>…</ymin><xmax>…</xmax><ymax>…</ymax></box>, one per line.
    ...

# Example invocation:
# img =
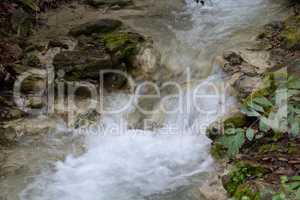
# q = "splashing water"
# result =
<box><xmin>20</xmin><ymin>74</ymin><xmax>234</xmax><ymax>200</ymax></box>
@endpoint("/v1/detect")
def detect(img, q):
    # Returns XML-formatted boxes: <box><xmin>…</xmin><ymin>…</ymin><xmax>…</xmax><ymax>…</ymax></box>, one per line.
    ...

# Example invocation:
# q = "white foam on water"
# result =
<box><xmin>20</xmin><ymin>74</ymin><xmax>234</xmax><ymax>200</ymax></box>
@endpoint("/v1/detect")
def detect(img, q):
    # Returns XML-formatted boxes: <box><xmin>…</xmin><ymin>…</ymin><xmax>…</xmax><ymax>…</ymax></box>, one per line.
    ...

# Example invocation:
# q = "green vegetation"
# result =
<box><xmin>211</xmin><ymin>71</ymin><xmax>300</xmax><ymax>199</ymax></box>
<box><xmin>20</xmin><ymin>0</ymin><xmax>40</xmax><ymax>11</ymax></box>
<box><xmin>214</xmin><ymin>72</ymin><xmax>300</xmax><ymax>158</ymax></box>
<box><xmin>272</xmin><ymin>176</ymin><xmax>300</xmax><ymax>200</ymax></box>
<box><xmin>224</xmin><ymin>163</ymin><xmax>267</xmax><ymax>197</ymax></box>
<box><xmin>103</xmin><ymin>32</ymin><xmax>144</xmax><ymax>60</ymax></box>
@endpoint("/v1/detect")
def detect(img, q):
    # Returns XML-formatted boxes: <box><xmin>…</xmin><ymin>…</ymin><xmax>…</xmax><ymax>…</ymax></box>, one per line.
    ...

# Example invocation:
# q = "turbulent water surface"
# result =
<box><xmin>0</xmin><ymin>0</ymin><xmax>287</xmax><ymax>200</ymax></box>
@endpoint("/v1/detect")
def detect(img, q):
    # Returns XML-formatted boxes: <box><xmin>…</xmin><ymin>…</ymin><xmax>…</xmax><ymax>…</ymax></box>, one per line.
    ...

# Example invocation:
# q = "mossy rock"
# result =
<box><xmin>223</xmin><ymin>163</ymin><xmax>268</xmax><ymax>196</ymax></box>
<box><xmin>280</xmin><ymin>16</ymin><xmax>300</xmax><ymax>50</ymax></box>
<box><xmin>103</xmin><ymin>32</ymin><xmax>145</xmax><ymax>62</ymax></box>
<box><xmin>0</xmin><ymin>96</ymin><xmax>25</xmax><ymax>121</ymax></box>
<box><xmin>53</xmin><ymin>50</ymin><xmax>112</xmax><ymax>81</ymax></box>
<box><xmin>224</xmin><ymin>113</ymin><xmax>248</xmax><ymax>128</ymax></box>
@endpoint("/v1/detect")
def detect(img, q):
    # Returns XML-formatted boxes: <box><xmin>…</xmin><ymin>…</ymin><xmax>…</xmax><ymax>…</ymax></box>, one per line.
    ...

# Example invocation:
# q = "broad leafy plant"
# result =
<box><xmin>217</xmin><ymin>73</ymin><xmax>300</xmax><ymax>157</ymax></box>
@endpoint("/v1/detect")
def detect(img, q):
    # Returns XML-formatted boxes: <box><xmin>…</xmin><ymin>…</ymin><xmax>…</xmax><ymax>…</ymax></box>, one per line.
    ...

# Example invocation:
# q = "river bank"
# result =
<box><xmin>208</xmin><ymin>1</ymin><xmax>300</xmax><ymax>199</ymax></box>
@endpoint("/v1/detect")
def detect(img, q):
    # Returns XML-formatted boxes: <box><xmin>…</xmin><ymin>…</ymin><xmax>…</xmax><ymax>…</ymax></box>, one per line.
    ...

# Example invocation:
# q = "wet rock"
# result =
<box><xmin>54</xmin><ymin>29</ymin><xmax>152</xmax><ymax>85</ymax></box>
<box><xmin>234</xmin><ymin>76</ymin><xmax>263</xmax><ymax>99</ymax></box>
<box><xmin>223</xmin><ymin>51</ymin><xmax>244</xmax><ymax>66</ymax></box>
<box><xmin>48</xmin><ymin>39</ymin><xmax>69</xmax><ymax>49</ymax></box>
<box><xmin>103</xmin><ymin>31</ymin><xmax>145</xmax><ymax>65</ymax></box>
<box><xmin>0</xmin><ymin>117</ymin><xmax>57</xmax><ymax>145</ymax></box>
<box><xmin>220</xmin><ymin>49</ymin><xmax>273</xmax><ymax>99</ymax></box>
<box><xmin>20</xmin><ymin>72</ymin><xmax>47</xmax><ymax>95</ymax></box>
<box><xmin>87</xmin><ymin>0</ymin><xmax>133</xmax><ymax>8</ymax></box>
<box><xmin>199</xmin><ymin>174</ymin><xmax>227</xmax><ymax>200</ymax></box>
<box><xmin>25</xmin><ymin>96</ymin><xmax>45</xmax><ymax>109</ymax></box>
<box><xmin>0</xmin><ymin>96</ymin><xmax>25</xmax><ymax>122</ymax></box>
<box><xmin>73</xmin><ymin>109</ymin><xmax>100</xmax><ymax>129</ymax></box>
<box><xmin>265</xmin><ymin>21</ymin><xmax>285</xmax><ymax>32</ymax></box>
<box><xmin>69</xmin><ymin>19</ymin><xmax>122</xmax><ymax>37</ymax></box>
<box><xmin>53</xmin><ymin>48</ymin><xmax>112</xmax><ymax>81</ymax></box>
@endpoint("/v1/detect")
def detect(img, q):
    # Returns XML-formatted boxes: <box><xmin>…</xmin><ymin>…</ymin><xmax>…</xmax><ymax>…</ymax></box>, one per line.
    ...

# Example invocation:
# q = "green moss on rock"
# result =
<box><xmin>224</xmin><ymin>113</ymin><xmax>247</xmax><ymax>129</ymax></box>
<box><xmin>103</xmin><ymin>32</ymin><xmax>145</xmax><ymax>61</ymax></box>
<box><xmin>223</xmin><ymin>163</ymin><xmax>267</xmax><ymax>196</ymax></box>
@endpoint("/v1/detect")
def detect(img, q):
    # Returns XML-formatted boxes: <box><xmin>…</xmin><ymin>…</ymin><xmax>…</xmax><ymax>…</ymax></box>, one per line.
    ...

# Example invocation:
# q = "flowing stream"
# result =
<box><xmin>0</xmin><ymin>0</ymin><xmax>288</xmax><ymax>200</ymax></box>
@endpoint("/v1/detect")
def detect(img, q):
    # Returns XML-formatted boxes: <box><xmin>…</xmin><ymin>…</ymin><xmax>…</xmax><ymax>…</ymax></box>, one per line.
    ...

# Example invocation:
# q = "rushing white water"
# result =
<box><xmin>20</xmin><ymin>74</ymin><xmax>234</xmax><ymax>200</ymax></box>
<box><xmin>16</xmin><ymin>0</ymin><xmax>287</xmax><ymax>200</ymax></box>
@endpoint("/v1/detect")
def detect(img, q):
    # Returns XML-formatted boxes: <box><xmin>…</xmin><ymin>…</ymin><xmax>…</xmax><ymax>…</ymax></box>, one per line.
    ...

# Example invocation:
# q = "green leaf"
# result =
<box><xmin>291</xmin><ymin>176</ymin><xmax>300</xmax><ymax>181</ymax></box>
<box><xmin>253</xmin><ymin>96</ymin><xmax>273</xmax><ymax>108</ymax></box>
<box><xmin>286</xmin><ymin>182</ymin><xmax>300</xmax><ymax>191</ymax></box>
<box><xmin>259</xmin><ymin>119</ymin><xmax>270</xmax><ymax>132</ymax></box>
<box><xmin>248</xmin><ymin>102</ymin><xmax>265</xmax><ymax>113</ymax></box>
<box><xmin>241</xmin><ymin>106</ymin><xmax>261</xmax><ymax>117</ymax></box>
<box><xmin>218</xmin><ymin>130</ymin><xmax>245</xmax><ymax>157</ymax></box>
<box><xmin>20</xmin><ymin>0</ymin><xmax>40</xmax><ymax>11</ymax></box>
<box><xmin>246</xmin><ymin>128</ymin><xmax>255</xmax><ymax>141</ymax></box>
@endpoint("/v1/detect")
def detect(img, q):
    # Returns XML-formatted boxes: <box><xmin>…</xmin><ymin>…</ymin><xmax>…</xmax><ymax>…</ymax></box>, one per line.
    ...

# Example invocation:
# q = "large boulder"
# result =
<box><xmin>86</xmin><ymin>0</ymin><xmax>133</xmax><ymax>8</ymax></box>
<box><xmin>69</xmin><ymin>19</ymin><xmax>122</xmax><ymax>37</ymax></box>
<box><xmin>54</xmin><ymin>29</ymin><xmax>151</xmax><ymax>87</ymax></box>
